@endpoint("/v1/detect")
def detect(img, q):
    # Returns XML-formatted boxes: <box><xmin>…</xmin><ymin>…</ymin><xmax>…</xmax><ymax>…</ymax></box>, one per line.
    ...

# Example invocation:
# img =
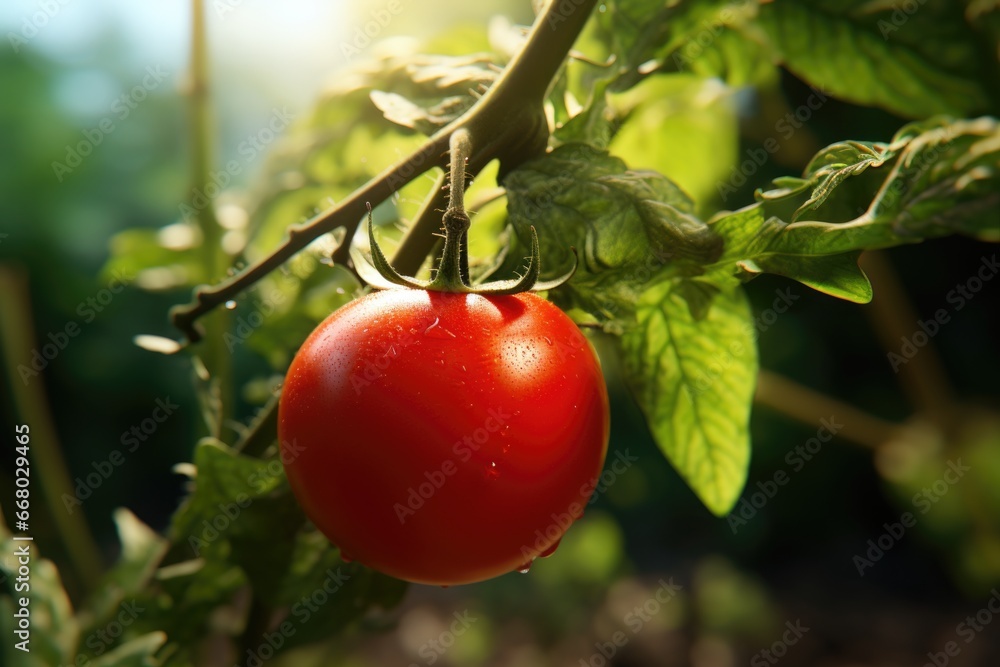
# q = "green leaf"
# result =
<box><xmin>170</xmin><ymin>439</ymin><xmax>305</xmax><ymax>603</ymax></box>
<box><xmin>607</xmin><ymin>74</ymin><xmax>740</xmax><ymax>216</ymax></box>
<box><xmin>370</xmin><ymin>91</ymin><xmax>473</xmax><ymax>135</ymax></box>
<box><xmin>502</xmin><ymin>144</ymin><xmax>722</xmax><ymax>327</ymax></box>
<box><xmin>369</xmin><ymin>53</ymin><xmax>501</xmax><ymax>135</ymax></box>
<box><xmin>865</xmin><ymin>117</ymin><xmax>1000</xmax><ymax>241</ymax></box>
<box><xmin>553</xmin><ymin>78</ymin><xmax>614</xmax><ymax>148</ymax></box>
<box><xmin>146</xmin><ymin>439</ymin><xmax>299</xmax><ymax>654</ymax></box>
<box><xmin>274</xmin><ymin>530</ymin><xmax>408</xmax><ymax>652</ymax></box>
<box><xmin>707</xmin><ymin>116</ymin><xmax>1000</xmax><ymax>301</ymax></box>
<box><xmin>79</xmin><ymin>510</ymin><xmax>169</xmax><ymax>638</ymax></box>
<box><xmin>708</xmin><ymin>206</ymin><xmax>874</xmax><ymax>302</ymax></box>
<box><xmin>619</xmin><ymin>279</ymin><xmax>756</xmax><ymax>516</ymax></box>
<box><xmin>757</xmin><ymin>0</ymin><xmax>991</xmax><ymax>118</ymax></box>
<box><xmin>147</xmin><ymin>553</ymin><xmax>246</xmax><ymax>656</ymax></box>
<box><xmin>671</xmin><ymin>19</ymin><xmax>776</xmax><ymax>88</ymax></box>
<box><xmin>104</xmin><ymin>226</ymin><xmax>208</xmax><ymax>292</ymax></box>
<box><xmin>597</xmin><ymin>0</ymin><xmax>767</xmax><ymax>90</ymax></box>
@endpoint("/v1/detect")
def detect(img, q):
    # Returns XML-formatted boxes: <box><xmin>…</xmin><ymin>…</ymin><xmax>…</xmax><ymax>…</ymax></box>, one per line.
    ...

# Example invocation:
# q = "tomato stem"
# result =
<box><xmin>354</xmin><ymin>128</ymin><xmax>566</xmax><ymax>295</ymax></box>
<box><xmin>430</xmin><ymin>130</ymin><xmax>473</xmax><ymax>290</ymax></box>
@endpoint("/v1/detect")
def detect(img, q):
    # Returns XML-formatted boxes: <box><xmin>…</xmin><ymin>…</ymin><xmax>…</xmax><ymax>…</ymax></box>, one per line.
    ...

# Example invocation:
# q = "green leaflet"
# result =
<box><xmin>707</xmin><ymin>116</ymin><xmax>1000</xmax><ymax>301</ymax></box>
<box><xmin>369</xmin><ymin>53</ymin><xmax>501</xmax><ymax>135</ymax></box>
<box><xmin>619</xmin><ymin>279</ymin><xmax>756</xmax><ymax>516</ymax></box>
<box><xmin>78</xmin><ymin>510</ymin><xmax>169</xmax><ymax>643</ymax></box>
<box><xmin>596</xmin><ymin>0</ymin><xmax>768</xmax><ymax>90</ymax></box>
<box><xmin>708</xmin><ymin>206</ymin><xmax>874</xmax><ymax>302</ymax></box>
<box><xmin>503</xmin><ymin>143</ymin><xmax>722</xmax><ymax>327</ymax></box>
<box><xmin>756</xmin><ymin>0</ymin><xmax>991</xmax><ymax>118</ymax></box>
<box><xmin>606</xmin><ymin>74</ymin><xmax>741</xmax><ymax>217</ymax></box>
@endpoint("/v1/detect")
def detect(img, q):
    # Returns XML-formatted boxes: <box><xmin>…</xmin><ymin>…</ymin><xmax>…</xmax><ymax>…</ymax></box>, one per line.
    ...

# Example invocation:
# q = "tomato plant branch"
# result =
<box><xmin>755</xmin><ymin>369</ymin><xmax>901</xmax><ymax>449</ymax></box>
<box><xmin>392</xmin><ymin>171</ymin><xmax>449</xmax><ymax>276</ymax></box>
<box><xmin>0</xmin><ymin>267</ymin><xmax>103</xmax><ymax>593</ymax></box>
<box><xmin>170</xmin><ymin>0</ymin><xmax>599</xmax><ymax>342</ymax></box>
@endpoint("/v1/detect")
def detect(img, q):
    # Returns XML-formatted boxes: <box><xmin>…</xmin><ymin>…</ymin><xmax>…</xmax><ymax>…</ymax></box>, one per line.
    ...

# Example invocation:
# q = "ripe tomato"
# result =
<box><xmin>279</xmin><ymin>289</ymin><xmax>609</xmax><ymax>585</ymax></box>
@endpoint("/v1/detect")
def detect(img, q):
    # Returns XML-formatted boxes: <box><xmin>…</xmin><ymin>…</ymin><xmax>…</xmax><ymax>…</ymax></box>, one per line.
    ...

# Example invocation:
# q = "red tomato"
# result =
<box><xmin>279</xmin><ymin>289</ymin><xmax>609</xmax><ymax>585</ymax></box>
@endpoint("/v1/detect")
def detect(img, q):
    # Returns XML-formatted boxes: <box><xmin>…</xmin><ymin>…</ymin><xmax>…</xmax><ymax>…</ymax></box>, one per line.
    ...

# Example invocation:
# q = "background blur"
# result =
<box><xmin>1</xmin><ymin>1</ymin><xmax>999</xmax><ymax>666</ymax></box>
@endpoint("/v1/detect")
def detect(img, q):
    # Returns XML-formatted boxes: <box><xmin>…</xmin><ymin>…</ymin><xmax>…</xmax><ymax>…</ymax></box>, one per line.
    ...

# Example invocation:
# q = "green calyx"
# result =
<box><xmin>352</xmin><ymin>129</ymin><xmax>576</xmax><ymax>295</ymax></box>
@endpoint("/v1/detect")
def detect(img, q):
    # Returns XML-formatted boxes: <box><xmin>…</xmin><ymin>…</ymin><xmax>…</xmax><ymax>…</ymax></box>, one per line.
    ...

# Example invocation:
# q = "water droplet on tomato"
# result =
<box><xmin>484</xmin><ymin>462</ymin><xmax>500</xmax><ymax>480</ymax></box>
<box><xmin>543</xmin><ymin>336</ymin><xmax>553</xmax><ymax>345</ymax></box>
<box><xmin>224</xmin><ymin>300</ymin><xmax>237</xmax><ymax>310</ymax></box>
<box><xmin>335</xmin><ymin>287</ymin><xmax>345</xmax><ymax>294</ymax></box>
<box><xmin>539</xmin><ymin>538</ymin><xmax>562</xmax><ymax>558</ymax></box>
<box><xmin>516</xmin><ymin>560</ymin><xmax>533</xmax><ymax>574</ymax></box>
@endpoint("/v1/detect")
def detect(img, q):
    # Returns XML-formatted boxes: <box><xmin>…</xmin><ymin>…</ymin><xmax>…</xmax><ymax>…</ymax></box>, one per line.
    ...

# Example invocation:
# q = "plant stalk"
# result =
<box><xmin>755</xmin><ymin>369</ymin><xmax>901</xmax><ymax>449</ymax></box>
<box><xmin>188</xmin><ymin>0</ymin><xmax>233</xmax><ymax>434</ymax></box>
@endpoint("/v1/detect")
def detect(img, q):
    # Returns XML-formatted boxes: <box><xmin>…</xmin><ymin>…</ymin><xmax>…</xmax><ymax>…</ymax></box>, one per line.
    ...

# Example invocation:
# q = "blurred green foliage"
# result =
<box><xmin>1</xmin><ymin>1</ymin><xmax>999</xmax><ymax>666</ymax></box>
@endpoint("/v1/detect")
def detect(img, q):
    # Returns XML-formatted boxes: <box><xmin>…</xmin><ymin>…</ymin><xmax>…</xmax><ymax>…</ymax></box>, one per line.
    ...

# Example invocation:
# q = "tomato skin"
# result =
<box><xmin>279</xmin><ymin>289</ymin><xmax>609</xmax><ymax>585</ymax></box>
